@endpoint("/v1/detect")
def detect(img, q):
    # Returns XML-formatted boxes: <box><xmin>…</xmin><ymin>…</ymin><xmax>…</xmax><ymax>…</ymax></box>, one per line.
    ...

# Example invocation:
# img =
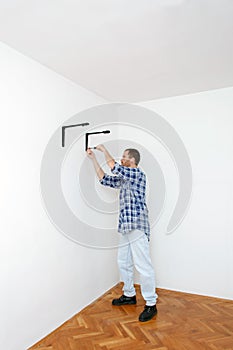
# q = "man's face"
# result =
<box><xmin>121</xmin><ymin>150</ymin><xmax>132</xmax><ymax>167</ymax></box>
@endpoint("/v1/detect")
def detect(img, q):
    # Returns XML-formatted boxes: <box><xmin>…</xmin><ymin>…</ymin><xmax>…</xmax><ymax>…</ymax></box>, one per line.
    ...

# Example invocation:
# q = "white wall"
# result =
<box><xmin>137</xmin><ymin>87</ymin><xmax>233</xmax><ymax>300</ymax></box>
<box><xmin>1</xmin><ymin>39</ymin><xmax>232</xmax><ymax>350</ymax></box>
<box><xmin>0</xmin><ymin>42</ymin><xmax>119</xmax><ymax>350</ymax></box>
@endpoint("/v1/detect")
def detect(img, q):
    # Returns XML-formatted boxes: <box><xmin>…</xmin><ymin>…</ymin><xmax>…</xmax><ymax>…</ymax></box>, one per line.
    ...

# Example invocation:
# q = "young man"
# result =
<box><xmin>87</xmin><ymin>144</ymin><xmax>158</xmax><ymax>322</ymax></box>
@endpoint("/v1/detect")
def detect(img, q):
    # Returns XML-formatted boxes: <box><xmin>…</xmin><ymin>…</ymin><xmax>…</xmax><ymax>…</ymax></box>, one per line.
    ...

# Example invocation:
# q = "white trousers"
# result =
<box><xmin>117</xmin><ymin>229</ymin><xmax>158</xmax><ymax>306</ymax></box>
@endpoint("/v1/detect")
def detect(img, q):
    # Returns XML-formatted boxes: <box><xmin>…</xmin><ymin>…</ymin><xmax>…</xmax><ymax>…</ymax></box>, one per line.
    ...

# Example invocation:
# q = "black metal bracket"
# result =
<box><xmin>85</xmin><ymin>130</ymin><xmax>110</xmax><ymax>151</ymax></box>
<box><xmin>62</xmin><ymin>122</ymin><xmax>89</xmax><ymax>147</ymax></box>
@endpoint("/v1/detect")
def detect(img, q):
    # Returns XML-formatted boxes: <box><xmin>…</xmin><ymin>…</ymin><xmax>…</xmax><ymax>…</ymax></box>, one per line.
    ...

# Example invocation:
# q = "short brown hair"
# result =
<box><xmin>125</xmin><ymin>148</ymin><xmax>140</xmax><ymax>165</ymax></box>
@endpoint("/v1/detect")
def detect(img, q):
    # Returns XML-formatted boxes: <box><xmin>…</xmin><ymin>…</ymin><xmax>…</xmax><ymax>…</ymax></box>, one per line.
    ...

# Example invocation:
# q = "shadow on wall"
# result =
<box><xmin>40</xmin><ymin>103</ymin><xmax>192</xmax><ymax>249</ymax></box>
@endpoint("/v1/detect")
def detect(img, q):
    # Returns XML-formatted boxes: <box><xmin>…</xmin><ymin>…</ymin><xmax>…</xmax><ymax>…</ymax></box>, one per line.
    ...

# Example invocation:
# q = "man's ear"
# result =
<box><xmin>130</xmin><ymin>157</ymin><xmax>136</xmax><ymax>165</ymax></box>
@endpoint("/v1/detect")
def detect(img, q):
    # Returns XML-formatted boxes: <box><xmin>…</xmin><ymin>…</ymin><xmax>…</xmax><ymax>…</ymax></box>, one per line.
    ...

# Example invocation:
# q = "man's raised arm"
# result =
<box><xmin>95</xmin><ymin>144</ymin><xmax>115</xmax><ymax>169</ymax></box>
<box><xmin>86</xmin><ymin>148</ymin><xmax>105</xmax><ymax>180</ymax></box>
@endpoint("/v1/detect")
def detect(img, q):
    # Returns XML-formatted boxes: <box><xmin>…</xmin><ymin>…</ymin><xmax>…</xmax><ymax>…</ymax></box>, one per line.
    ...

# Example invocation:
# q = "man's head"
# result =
<box><xmin>121</xmin><ymin>148</ymin><xmax>140</xmax><ymax>168</ymax></box>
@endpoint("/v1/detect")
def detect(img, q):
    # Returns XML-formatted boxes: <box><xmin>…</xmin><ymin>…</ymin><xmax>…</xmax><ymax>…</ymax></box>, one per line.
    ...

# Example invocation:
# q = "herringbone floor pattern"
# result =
<box><xmin>29</xmin><ymin>283</ymin><xmax>233</xmax><ymax>350</ymax></box>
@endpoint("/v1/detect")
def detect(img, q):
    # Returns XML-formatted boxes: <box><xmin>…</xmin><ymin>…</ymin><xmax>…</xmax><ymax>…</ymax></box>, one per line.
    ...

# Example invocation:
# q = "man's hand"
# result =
<box><xmin>96</xmin><ymin>144</ymin><xmax>106</xmax><ymax>152</ymax></box>
<box><xmin>86</xmin><ymin>148</ymin><xmax>96</xmax><ymax>159</ymax></box>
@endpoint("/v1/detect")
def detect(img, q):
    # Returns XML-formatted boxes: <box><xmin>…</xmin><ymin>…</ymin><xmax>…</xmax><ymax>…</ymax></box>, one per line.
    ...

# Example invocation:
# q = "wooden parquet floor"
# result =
<box><xmin>29</xmin><ymin>283</ymin><xmax>233</xmax><ymax>350</ymax></box>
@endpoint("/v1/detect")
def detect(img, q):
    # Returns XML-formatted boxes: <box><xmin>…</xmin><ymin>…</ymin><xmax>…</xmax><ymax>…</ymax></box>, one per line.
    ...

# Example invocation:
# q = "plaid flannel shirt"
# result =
<box><xmin>99</xmin><ymin>161</ymin><xmax>150</xmax><ymax>240</ymax></box>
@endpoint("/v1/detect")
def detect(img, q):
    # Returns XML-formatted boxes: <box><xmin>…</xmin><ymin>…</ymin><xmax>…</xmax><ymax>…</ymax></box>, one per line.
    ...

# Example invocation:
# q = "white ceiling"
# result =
<box><xmin>0</xmin><ymin>0</ymin><xmax>233</xmax><ymax>102</ymax></box>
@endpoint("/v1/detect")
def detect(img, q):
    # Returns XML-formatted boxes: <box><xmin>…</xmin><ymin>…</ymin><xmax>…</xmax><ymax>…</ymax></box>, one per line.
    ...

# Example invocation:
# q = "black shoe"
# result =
<box><xmin>139</xmin><ymin>305</ymin><xmax>157</xmax><ymax>322</ymax></box>
<box><xmin>112</xmin><ymin>294</ymin><xmax>137</xmax><ymax>306</ymax></box>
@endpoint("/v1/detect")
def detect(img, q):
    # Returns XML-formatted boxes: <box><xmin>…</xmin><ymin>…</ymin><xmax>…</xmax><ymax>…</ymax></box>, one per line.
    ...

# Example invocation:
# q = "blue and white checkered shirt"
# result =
<box><xmin>99</xmin><ymin>162</ymin><xmax>150</xmax><ymax>240</ymax></box>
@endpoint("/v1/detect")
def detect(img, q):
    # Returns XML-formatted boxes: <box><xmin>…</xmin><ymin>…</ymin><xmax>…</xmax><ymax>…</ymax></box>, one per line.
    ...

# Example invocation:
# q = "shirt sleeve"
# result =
<box><xmin>99</xmin><ymin>173</ymin><xmax>122</xmax><ymax>189</ymax></box>
<box><xmin>111</xmin><ymin>161</ymin><xmax>137</xmax><ymax>180</ymax></box>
